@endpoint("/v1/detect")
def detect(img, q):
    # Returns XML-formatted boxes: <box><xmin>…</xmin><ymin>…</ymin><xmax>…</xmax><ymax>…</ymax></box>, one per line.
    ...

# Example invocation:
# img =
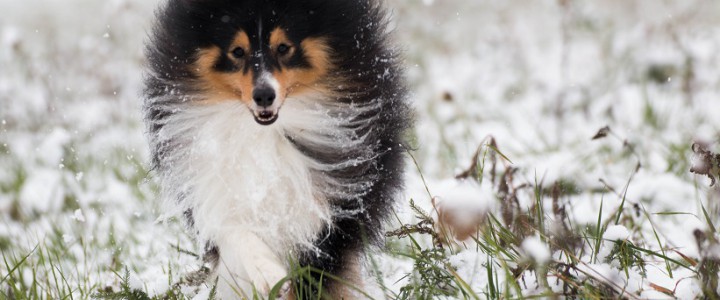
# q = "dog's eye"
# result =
<box><xmin>277</xmin><ymin>44</ymin><xmax>290</xmax><ymax>55</ymax></box>
<box><xmin>231</xmin><ymin>47</ymin><xmax>245</xmax><ymax>58</ymax></box>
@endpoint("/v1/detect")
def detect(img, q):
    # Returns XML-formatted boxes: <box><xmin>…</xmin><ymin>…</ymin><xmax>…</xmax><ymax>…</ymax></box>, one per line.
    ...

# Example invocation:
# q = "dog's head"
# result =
<box><xmin>196</xmin><ymin>29</ymin><xmax>331</xmax><ymax>125</ymax></box>
<box><xmin>148</xmin><ymin>0</ymin><xmax>392</xmax><ymax>125</ymax></box>
<box><xmin>194</xmin><ymin>12</ymin><xmax>336</xmax><ymax>125</ymax></box>
<box><xmin>152</xmin><ymin>0</ymin><xmax>363</xmax><ymax>125</ymax></box>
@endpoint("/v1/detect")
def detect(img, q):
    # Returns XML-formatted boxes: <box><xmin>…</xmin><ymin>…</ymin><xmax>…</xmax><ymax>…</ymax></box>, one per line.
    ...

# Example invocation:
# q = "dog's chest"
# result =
<box><xmin>176</xmin><ymin>104</ymin><xmax>332</xmax><ymax>252</ymax></box>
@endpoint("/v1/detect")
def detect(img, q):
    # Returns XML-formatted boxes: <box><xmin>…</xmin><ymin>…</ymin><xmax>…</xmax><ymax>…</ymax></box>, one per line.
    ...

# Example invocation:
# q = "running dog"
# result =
<box><xmin>143</xmin><ymin>0</ymin><xmax>411</xmax><ymax>298</ymax></box>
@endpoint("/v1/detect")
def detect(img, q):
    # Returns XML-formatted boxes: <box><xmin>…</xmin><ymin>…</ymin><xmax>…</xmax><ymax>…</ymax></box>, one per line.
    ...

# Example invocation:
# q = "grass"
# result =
<box><xmin>383</xmin><ymin>137</ymin><xmax>712</xmax><ymax>299</ymax></box>
<box><xmin>0</xmin><ymin>124</ymin><xmax>717</xmax><ymax>299</ymax></box>
<box><xmin>3</xmin><ymin>130</ymin><xmax>708</xmax><ymax>300</ymax></box>
<box><xmin>0</xmin><ymin>137</ymin><xmax>698</xmax><ymax>300</ymax></box>
<box><xmin>2</xmin><ymin>0</ymin><xmax>720</xmax><ymax>299</ymax></box>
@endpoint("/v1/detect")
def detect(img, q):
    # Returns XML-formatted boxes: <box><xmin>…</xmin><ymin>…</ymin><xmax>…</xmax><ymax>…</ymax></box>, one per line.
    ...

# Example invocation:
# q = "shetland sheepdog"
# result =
<box><xmin>143</xmin><ymin>0</ymin><xmax>411</xmax><ymax>298</ymax></box>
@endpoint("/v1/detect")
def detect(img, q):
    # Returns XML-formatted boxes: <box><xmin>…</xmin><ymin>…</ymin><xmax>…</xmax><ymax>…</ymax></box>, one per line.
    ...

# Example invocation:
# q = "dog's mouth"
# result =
<box><xmin>253</xmin><ymin>109</ymin><xmax>279</xmax><ymax>125</ymax></box>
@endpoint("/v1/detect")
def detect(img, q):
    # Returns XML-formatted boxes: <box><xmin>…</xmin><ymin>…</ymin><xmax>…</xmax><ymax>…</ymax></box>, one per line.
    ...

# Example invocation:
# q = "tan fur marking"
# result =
<box><xmin>328</xmin><ymin>255</ymin><xmax>365</xmax><ymax>300</ymax></box>
<box><xmin>225</xmin><ymin>31</ymin><xmax>253</xmax><ymax>103</ymax></box>
<box><xmin>193</xmin><ymin>32</ymin><xmax>255</xmax><ymax>104</ymax></box>
<box><xmin>230</xmin><ymin>31</ymin><xmax>251</xmax><ymax>59</ymax></box>
<box><xmin>283</xmin><ymin>255</ymin><xmax>363</xmax><ymax>300</ymax></box>
<box><xmin>194</xmin><ymin>47</ymin><xmax>237</xmax><ymax>103</ymax></box>
<box><xmin>269</xmin><ymin>28</ymin><xmax>295</xmax><ymax>57</ymax></box>
<box><xmin>273</xmin><ymin>37</ymin><xmax>333</xmax><ymax>98</ymax></box>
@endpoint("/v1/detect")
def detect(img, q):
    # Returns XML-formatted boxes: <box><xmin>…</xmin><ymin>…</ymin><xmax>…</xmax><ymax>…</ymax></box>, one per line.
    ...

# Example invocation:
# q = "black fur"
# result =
<box><xmin>144</xmin><ymin>0</ymin><xmax>411</xmax><ymax>297</ymax></box>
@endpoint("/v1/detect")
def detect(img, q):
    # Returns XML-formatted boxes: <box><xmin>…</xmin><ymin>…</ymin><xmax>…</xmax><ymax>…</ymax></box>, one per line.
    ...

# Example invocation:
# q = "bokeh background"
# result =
<box><xmin>2</xmin><ymin>0</ymin><xmax>720</xmax><ymax>298</ymax></box>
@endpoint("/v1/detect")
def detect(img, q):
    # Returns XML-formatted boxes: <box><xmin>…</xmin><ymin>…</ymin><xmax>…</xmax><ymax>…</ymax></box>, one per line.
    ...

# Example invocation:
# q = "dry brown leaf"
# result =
<box><xmin>649</xmin><ymin>283</ymin><xmax>674</xmax><ymax>296</ymax></box>
<box><xmin>673</xmin><ymin>249</ymin><xmax>699</xmax><ymax>267</ymax></box>
<box><xmin>591</xmin><ymin>126</ymin><xmax>611</xmax><ymax>140</ymax></box>
<box><xmin>690</xmin><ymin>142</ymin><xmax>720</xmax><ymax>187</ymax></box>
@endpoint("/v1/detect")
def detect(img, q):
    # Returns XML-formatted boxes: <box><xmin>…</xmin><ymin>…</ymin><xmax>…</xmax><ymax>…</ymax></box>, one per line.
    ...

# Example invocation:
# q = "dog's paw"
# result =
<box><xmin>244</xmin><ymin>252</ymin><xmax>288</xmax><ymax>295</ymax></box>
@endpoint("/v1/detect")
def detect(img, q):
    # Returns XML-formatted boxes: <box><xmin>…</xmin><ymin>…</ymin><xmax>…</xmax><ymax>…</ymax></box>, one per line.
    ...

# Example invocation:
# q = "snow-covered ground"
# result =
<box><xmin>1</xmin><ymin>0</ymin><xmax>719</xmax><ymax>298</ymax></box>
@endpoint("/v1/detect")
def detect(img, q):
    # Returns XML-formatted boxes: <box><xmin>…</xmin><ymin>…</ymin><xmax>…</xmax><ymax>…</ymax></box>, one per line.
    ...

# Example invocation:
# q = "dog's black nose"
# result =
<box><xmin>253</xmin><ymin>87</ymin><xmax>276</xmax><ymax>108</ymax></box>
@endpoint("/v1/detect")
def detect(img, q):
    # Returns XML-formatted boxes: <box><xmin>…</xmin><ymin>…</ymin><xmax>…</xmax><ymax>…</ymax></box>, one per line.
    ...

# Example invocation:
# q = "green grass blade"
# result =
<box><xmin>0</xmin><ymin>245</ymin><xmax>38</xmax><ymax>286</ymax></box>
<box><xmin>701</xmin><ymin>202</ymin><xmax>717</xmax><ymax>233</ymax></box>
<box><xmin>593</xmin><ymin>198</ymin><xmax>604</xmax><ymax>263</ymax></box>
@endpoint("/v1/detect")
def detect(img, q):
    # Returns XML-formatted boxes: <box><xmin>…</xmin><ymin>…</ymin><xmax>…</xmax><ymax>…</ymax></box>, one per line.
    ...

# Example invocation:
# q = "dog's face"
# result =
<box><xmin>187</xmin><ymin>2</ymin><xmax>335</xmax><ymax>125</ymax></box>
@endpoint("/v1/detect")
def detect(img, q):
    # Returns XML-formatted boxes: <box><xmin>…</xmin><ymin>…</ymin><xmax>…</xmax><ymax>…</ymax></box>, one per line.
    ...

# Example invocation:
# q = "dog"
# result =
<box><xmin>143</xmin><ymin>0</ymin><xmax>411</xmax><ymax>298</ymax></box>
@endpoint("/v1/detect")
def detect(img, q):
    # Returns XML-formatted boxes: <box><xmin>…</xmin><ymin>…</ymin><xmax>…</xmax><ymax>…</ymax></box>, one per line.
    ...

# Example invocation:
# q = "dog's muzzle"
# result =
<box><xmin>254</xmin><ymin>109</ymin><xmax>279</xmax><ymax>125</ymax></box>
<box><xmin>252</xmin><ymin>86</ymin><xmax>279</xmax><ymax>125</ymax></box>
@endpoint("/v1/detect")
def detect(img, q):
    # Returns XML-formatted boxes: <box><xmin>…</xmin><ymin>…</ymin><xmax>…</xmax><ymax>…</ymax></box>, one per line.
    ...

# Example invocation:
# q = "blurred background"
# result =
<box><xmin>1</xmin><ymin>0</ymin><xmax>720</xmax><ymax>298</ymax></box>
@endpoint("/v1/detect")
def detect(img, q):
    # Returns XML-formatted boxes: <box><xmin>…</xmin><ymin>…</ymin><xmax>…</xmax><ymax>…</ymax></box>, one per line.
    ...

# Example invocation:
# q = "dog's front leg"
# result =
<box><xmin>216</xmin><ymin>229</ymin><xmax>291</xmax><ymax>298</ymax></box>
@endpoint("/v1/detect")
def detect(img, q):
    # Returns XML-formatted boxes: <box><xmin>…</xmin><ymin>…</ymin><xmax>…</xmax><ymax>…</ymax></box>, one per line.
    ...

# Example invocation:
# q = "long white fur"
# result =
<box><xmin>151</xmin><ymin>93</ymin><xmax>380</xmax><ymax>297</ymax></box>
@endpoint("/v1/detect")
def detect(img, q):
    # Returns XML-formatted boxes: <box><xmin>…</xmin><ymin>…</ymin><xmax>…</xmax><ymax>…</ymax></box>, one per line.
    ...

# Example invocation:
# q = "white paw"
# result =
<box><xmin>216</xmin><ymin>230</ymin><xmax>292</xmax><ymax>298</ymax></box>
<box><xmin>244</xmin><ymin>253</ymin><xmax>288</xmax><ymax>295</ymax></box>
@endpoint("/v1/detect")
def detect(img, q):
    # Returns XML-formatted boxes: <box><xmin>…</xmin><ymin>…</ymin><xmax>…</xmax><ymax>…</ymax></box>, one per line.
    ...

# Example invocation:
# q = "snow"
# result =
<box><xmin>72</xmin><ymin>208</ymin><xmax>86</xmax><ymax>223</ymax></box>
<box><xmin>430</xmin><ymin>179</ymin><xmax>496</xmax><ymax>217</ymax></box>
<box><xmin>521</xmin><ymin>236</ymin><xmax>551</xmax><ymax>264</ymax></box>
<box><xmin>1</xmin><ymin>0</ymin><xmax>720</xmax><ymax>299</ymax></box>
<box><xmin>675</xmin><ymin>276</ymin><xmax>703</xmax><ymax>299</ymax></box>
<box><xmin>604</xmin><ymin>225</ymin><xmax>631</xmax><ymax>241</ymax></box>
<box><xmin>19</xmin><ymin>168</ymin><xmax>63</xmax><ymax>213</ymax></box>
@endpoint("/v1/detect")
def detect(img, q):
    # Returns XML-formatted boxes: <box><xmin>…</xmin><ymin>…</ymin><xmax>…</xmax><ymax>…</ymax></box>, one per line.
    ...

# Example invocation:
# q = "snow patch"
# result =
<box><xmin>522</xmin><ymin>236</ymin><xmax>551</xmax><ymax>264</ymax></box>
<box><xmin>604</xmin><ymin>225</ymin><xmax>630</xmax><ymax>241</ymax></box>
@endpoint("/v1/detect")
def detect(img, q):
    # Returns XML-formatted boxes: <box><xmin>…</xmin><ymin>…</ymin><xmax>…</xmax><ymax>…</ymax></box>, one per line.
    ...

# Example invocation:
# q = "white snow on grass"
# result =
<box><xmin>603</xmin><ymin>225</ymin><xmax>631</xmax><ymax>241</ymax></box>
<box><xmin>1</xmin><ymin>0</ymin><xmax>720</xmax><ymax>299</ymax></box>
<box><xmin>521</xmin><ymin>236</ymin><xmax>551</xmax><ymax>264</ymax></box>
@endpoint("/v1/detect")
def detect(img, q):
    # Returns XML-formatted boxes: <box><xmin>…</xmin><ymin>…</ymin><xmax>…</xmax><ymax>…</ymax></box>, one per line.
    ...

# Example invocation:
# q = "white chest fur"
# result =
<box><xmin>153</xmin><ymin>96</ymin><xmax>381</xmax><ymax>297</ymax></box>
<box><xmin>159</xmin><ymin>100</ymin><xmax>335</xmax><ymax>254</ymax></box>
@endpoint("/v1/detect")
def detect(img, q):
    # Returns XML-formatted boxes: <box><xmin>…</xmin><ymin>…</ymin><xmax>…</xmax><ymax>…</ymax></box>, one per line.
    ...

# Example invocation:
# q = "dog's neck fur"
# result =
<box><xmin>153</xmin><ymin>95</ymin><xmax>378</xmax><ymax>254</ymax></box>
